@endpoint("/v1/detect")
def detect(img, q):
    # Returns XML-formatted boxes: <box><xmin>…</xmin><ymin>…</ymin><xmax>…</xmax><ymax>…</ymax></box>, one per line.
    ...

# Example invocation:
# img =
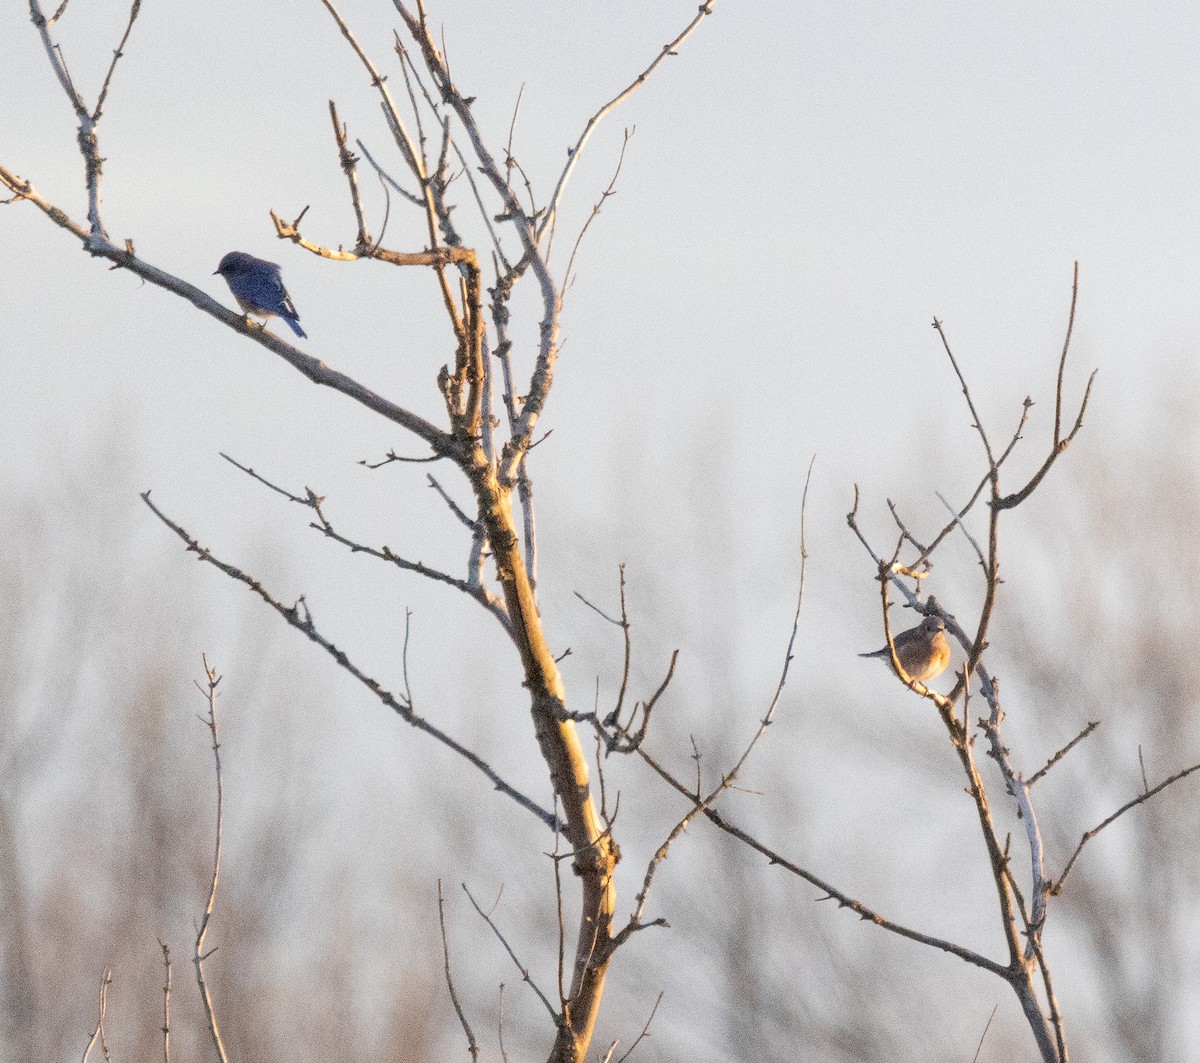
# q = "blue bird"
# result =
<box><xmin>214</xmin><ymin>251</ymin><xmax>307</xmax><ymax>339</ymax></box>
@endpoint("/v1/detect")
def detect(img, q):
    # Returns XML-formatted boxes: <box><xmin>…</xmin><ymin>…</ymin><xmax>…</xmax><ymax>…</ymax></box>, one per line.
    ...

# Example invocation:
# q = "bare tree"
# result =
<box><xmin>5</xmin><ymin>4</ymin><xmax>1200</xmax><ymax>1063</ymax></box>
<box><xmin>3</xmin><ymin>3</ymin><xmax>718</xmax><ymax>1060</ymax></box>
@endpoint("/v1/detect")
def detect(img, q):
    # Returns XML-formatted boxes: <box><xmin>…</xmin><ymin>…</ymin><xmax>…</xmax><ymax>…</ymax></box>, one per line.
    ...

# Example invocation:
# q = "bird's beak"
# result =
<box><xmin>212</xmin><ymin>269</ymin><xmax>220</xmax><ymax>275</ymax></box>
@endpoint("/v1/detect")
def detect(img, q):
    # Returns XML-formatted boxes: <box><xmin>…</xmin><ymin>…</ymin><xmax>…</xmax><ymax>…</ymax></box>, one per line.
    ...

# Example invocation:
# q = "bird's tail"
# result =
<box><xmin>284</xmin><ymin>316</ymin><xmax>307</xmax><ymax>339</ymax></box>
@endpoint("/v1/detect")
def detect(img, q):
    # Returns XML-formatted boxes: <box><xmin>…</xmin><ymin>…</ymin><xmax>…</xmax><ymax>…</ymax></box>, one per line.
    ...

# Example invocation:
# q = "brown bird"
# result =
<box><xmin>859</xmin><ymin>615</ymin><xmax>951</xmax><ymax>683</ymax></box>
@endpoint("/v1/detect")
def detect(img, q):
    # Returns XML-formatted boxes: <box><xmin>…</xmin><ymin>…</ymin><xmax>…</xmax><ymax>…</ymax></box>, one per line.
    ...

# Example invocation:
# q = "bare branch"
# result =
<box><xmin>503</xmin><ymin>83</ymin><xmax>536</xmax><ymax>215</ymax></box>
<box><xmin>717</xmin><ymin>454</ymin><xmax>817</xmax><ymax>781</ymax></box>
<box><xmin>993</xmin><ymin>367</ymin><xmax>1097</xmax><ymax>511</ymax></box>
<box><xmin>615</xmin><ymin>991</ymin><xmax>664</xmax><ymax>1063</ymax></box>
<box><xmin>193</xmin><ymin>656</ymin><xmax>230</xmax><ymax>1063</ymax></box>
<box><xmin>92</xmin><ymin>0</ymin><xmax>143</xmax><ymax>122</ymax></box>
<box><xmin>310</xmin><ymin>511</ymin><xmax>508</xmax><ymax>625</ymax></box>
<box><xmin>318</xmin><ymin>0</ymin><xmax>465</xmax><ymax>338</ymax></box>
<box><xmin>1028</xmin><ymin>721</ymin><xmax>1101</xmax><ymax>788</ymax></box>
<box><xmin>996</xmin><ymin>265</ymin><xmax>1098</xmax><ymax>511</ymax></box>
<box><xmin>1052</xmin><ymin>759</ymin><xmax>1200</xmax><ymax>896</ymax></box>
<box><xmin>359</xmin><ymin>448</ymin><xmax>446</xmax><ymax>468</ymax></box>
<box><xmin>564</xmin><ymin>127</ymin><xmax>634</xmax><ymax>289</ymax></box>
<box><xmin>159</xmin><ymin>942</ymin><xmax>171</xmax><ymax>1063</ymax></box>
<box><xmin>437</xmin><ymin>881</ymin><xmax>480</xmax><ymax>1062</ymax></box>
<box><xmin>391</xmin><ymin>3</ymin><xmax>560</xmax><ymax>477</ymax></box>
<box><xmin>574</xmin><ymin>589</ymin><xmax>624</xmax><ymax>628</ymax></box>
<box><xmin>141</xmin><ymin>492</ymin><xmax>560</xmax><ymax>831</ymax></box>
<box><xmin>1054</xmin><ymin>261</ymin><xmax>1079</xmax><ymax>443</ymax></box>
<box><xmin>936</xmin><ymin>490</ymin><xmax>985</xmax><ymax>569</ymax></box>
<box><xmin>637</xmin><ymin>745</ymin><xmax>1009</xmax><ymax>976</ymax></box>
<box><xmin>0</xmin><ymin>171</ymin><xmax>459</xmax><ymax>452</ymax></box>
<box><xmin>932</xmin><ymin>316</ymin><xmax>996</xmax><ymax>469</ymax></box>
<box><xmin>970</xmin><ymin>1004</ymin><xmax>999</xmax><ymax>1063</ymax></box>
<box><xmin>462</xmin><ymin>883</ymin><xmax>560</xmax><ymax>1023</ymax></box>
<box><xmin>354</xmin><ymin>138</ymin><xmax>423</xmax><ymax>206</ymax></box>
<box><xmin>329</xmin><ymin>100</ymin><xmax>372</xmax><ymax>248</ymax></box>
<box><xmin>220</xmin><ymin>452</ymin><xmax>315</xmax><ymax>507</ymax></box>
<box><xmin>428</xmin><ymin>474</ymin><xmax>478</xmax><ymax>531</ymax></box>
<box><xmin>611</xmin><ymin>803</ymin><xmax>687</xmax><ymax>950</ymax></box>
<box><xmin>221</xmin><ymin>453</ymin><xmax>506</xmax><ymax>621</ymax></box>
<box><xmin>536</xmin><ymin>3</ymin><xmax>716</xmax><ymax>242</ymax></box>
<box><xmin>497</xmin><ymin>984</ymin><xmax>510</xmax><ymax>1063</ymax></box>
<box><xmin>551</xmin><ymin>800</ymin><xmax>568</xmax><ymax>1008</ymax></box>
<box><xmin>979</xmin><ymin>696</ymin><xmax>1047</xmax><ymax>954</ymax></box>
<box><xmin>901</xmin><ymin>390</ymin><xmax>1030</xmax><ymax>570</ymax></box>
<box><xmin>80</xmin><ymin>968</ymin><xmax>112</xmax><ymax>1063</ymax></box>
<box><xmin>27</xmin><ymin>0</ymin><xmax>108</xmax><ymax>235</ymax></box>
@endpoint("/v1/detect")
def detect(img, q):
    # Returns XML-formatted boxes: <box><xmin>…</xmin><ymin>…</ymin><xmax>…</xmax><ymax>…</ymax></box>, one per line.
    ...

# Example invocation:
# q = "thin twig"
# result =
<box><xmin>574</xmin><ymin>590</ymin><xmax>623</xmax><ymax>628</ymax></box>
<box><xmin>141</xmin><ymin>493</ymin><xmax>560</xmax><ymax>831</ymax></box>
<box><xmin>159</xmin><ymin>941</ymin><xmax>171</xmax><ymax>1063</ymax></box>
<box><xmin>551</xmin><ymin>798</ymin><xmax>567</xmax><ymax>1008</ymax></box>
<box><xmin>536</xmin><ymin>3</ymin><xmax>716</xmax><ymax>242</ymax></box>
<box><xmin>634</xmin><ymin>744</ymin><xmax>1008</xmax><ymax>975</ymax></box>
<box><xmin>933</xmin><ymin>316</ymin><xmax>996</xmax><ymax>469</ymax></box>
<box><xmin>359</xmin><ymin>448</ymin><xmax>445</xmax><ymax>468</ymax></box>
<box><xmin>615</xmin><ymin>991</ymin><xmax>665</xmax><ymax>1063</ymax></box>
<box><xmin>1053</xmin><ymin>262</ymin><xmax>1079</xmax><ymax>443</ymax></box>
<box><xmin>462</xmin><ymin>883</ymin><xmax>560</xmax><ymax>1023</ymax></box>
<box><xmin>92</xmin><ymin>0</ymin><xmax>143</xmax><ymax>122</ymax></box>
<box><xmin>193</xmin><ymin>656</ymin><xmax>230</xmax><ymax>1063</ymax></box>
<box><xmin>329</xmin><ymin>100</ymin><xmax>371</xmax><ymax>249</ymax></box>
<box><xmin>719</xmin><ymin>455</ymin><xmax>817</xmax><ymax>779</ymax></box>
<box><xmin>564</xmin><ymin>127</ymin><xmax>634</xmax><ymax>289</ymax></box>
<box><xmin>428</xmin><ymin>474</ymin><xmax>478</xmax><ymax>530</ymax></box>
<box><xmin>354</xmin><ymin>138</ymin><xmax>423</xmax><ymax>206</ymax></box>
<box><xmin>437</xmin><ymin>881</ymin><xmax>480</xmax><ymax>1062</ymax></box>
<box><xmin>1028</xmin><ymin>721</ymin><xmax>1101</xmax><ymax>787</ymax></box>
<box><xmin>936</xmin><ymin>490</ymin><xmax>986</xmax><ymax>569</ymax></box>
<box><xmin>970</xmin><ymin>1004</ymin><xmax>999</xmax><ymax>1063</ymax></box>
<box><xmin>80</xmin><ymin>968</ymin><xmax>112</xmax><ymax>1063</ymax></box>
<box><xmin>220</xmin><ymin>452</ymin><xmax>314</xmax><ymax>506</ymax></box>
<box><xmin>1052</xmin><ymin>759</ymin><xmax>1200</xmax><ymax>895</ymax></box>
<box><xmin>497</xmin><ymin>984</ymin><xmax>510</xmax><ymax>1063</ymax></box>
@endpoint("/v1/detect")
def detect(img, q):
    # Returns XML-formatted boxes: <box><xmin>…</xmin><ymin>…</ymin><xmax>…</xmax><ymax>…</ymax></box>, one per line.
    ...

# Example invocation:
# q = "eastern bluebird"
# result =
<box><xmin>214</xmin><ymin>252</ymin><xmax>307</xmax><ymax>338</ymax></box>
<box><xmin>859</xmin><ymin>615</ymin><xmax>951</xmax><ymax>683</ymax></box>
